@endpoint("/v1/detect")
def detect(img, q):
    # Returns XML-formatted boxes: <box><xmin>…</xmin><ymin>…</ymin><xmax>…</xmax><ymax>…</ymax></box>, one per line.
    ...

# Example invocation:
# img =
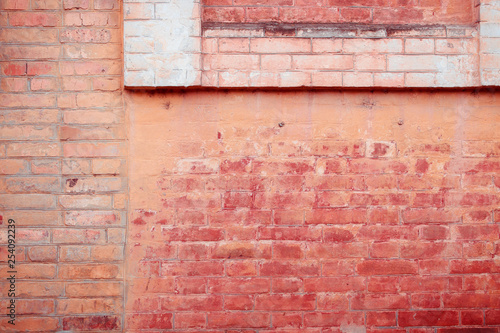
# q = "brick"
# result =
<box><xmin>0</xmin><ymin>194</ymin><xmax>56</xmax><ymax>209</ymax></box>
<box><xmin>124</xmin><ymin>3</ymin><xmax>154</xmax><ymax>20</ymax></box>
<box><xmin>312</xmin><ymin>38</ymin><xmax>343</xmax><ymax>53</ymax></box>
<box><xmin>0</xmin><ymin>318</ymin><xmax>59</xmax><ymax>332</ymax></box>
<box><xmin>63</xmin><ymin>142</ymin><xmax>124</xmax><ymax>157</ymax></box>
<box><xmin>292</xmin><ymin>55</ymin><xmax>353</xmax><ymax>70</ymax></box>
<box><xmin>399</xmin><ymin>311</ymin><xmax>459</xmax><ymax>327</ymax></box>
<box><xmin>352</xmin><ymin>294</ymin><xmax>409</xmax><ymax>309</ymax></box>
<box><xmin>203</xmin><ymin>7</ymin><xmax>245</xmax><ymax>23</ymax></box>
<box><xmin>161</xmin><ymin>261</ymin><xmax>224</xmax><ymax>276</ymax></box>
<box><xmin>63</xmin><ymin>0</ymin><xmax>89</xmax><ymax>9</ymax></box>
<box><xmin>402</xmin><ymin>208</ymin><xmax>461</xmax><ymax>224</ymax></box>
<box><xmin>356</xmin><ymin>259</ymin><xmax>418</xmax><ymax>275</ymax></box>
<box><xmin>279</xmin><ymin>7</ymin><xmax>340</xmax><ymax>23</ymax></box>
<box><xmin>65</xmin><ymin>282</ymin><xmax>121</xmax><ymax>297</ymax></box>
<box><xmin>28</xmin><ymin>246</ymin><xmax>57</xmax><ymax>261</ymax></box>
<box><xmin>400</xmin><ymin>276</ymin><xmax>452</xmax><ymax>292</ymax></box>
<box><xmin>174</xmin><ymin>312</ymin><xmax>206</xmax><ymax>329</ymax></box>
<box><xmin>58</xmin><ymin>195</ymin><xmax>112</xmax><ymax>209</ymax></box>
<box><xmin>348</xmin><ymin>159</ymin><xmax>408</xmax><ymax>174</ymax></box>
<box><xmin>53</xmin><ymin>228</ymin><xmax>105</xmax><ymax>244</ymax></box>
<box><xmin>59</xmin><ymin>264</ymin><xmax>121</xmax><ymax>279</ymax></box>
<box><xmin>246</xmin><ymin>6</ymin><xmax>279</xmax><ymax>22</ymax></box>
<box><xmin>344</xmin><ymin>72</ymin><xmax>374</xmax><ymax>87</ymax></box>
<box><xmin>226</xmin><ymin>261</ymin><xmax>257</xmax><ymax>276</ymax></box>
<box><xmin>7</xmin><ymin>142</ymin><xmax>60</xmax><ymax>157</ymax></box>
<box><xmin>94</xmin><ymin>0</ymin><xmax>118</xmax><ymax>9</ymax></box>
<box><xmin>2</xmin><ymin>263</ymin><xmax>56</xmax><ymax>279</ymax></box>
<box><xmin>0</xmin><ymin>0</ymin><xmax>29</xmax><ymax>9</ymax></box>
<box><xmin>260</xmin><ymin>260</ymin><xmax>320</xmax><ymax>276</ymax></box>
<box><xmin>370</xmin><ymin>242</ymin><xmax>399</xmax><ymax>258</ymax></box>
<box><xmin>63</xmin><ymin>315</ymin><xmax>121</xmax><ymax>330</ymax></box>
<box><xmin>58</xmin><ymin>298</ymin><xmax>121</xmax><ymax>314</ymax></box>
<box><xmin>405</xmin><ymin>38</ymin><xmax>435</xmax><ymax>53</ymax></box>
<box><xmin>11</xmin><ymin>282</ymin><xmax>62</xmax><ymax>298</ymax></box>
<box><xmin>355</xmin><ymin>54</ymin><xmax>386</xmax><ymax>71</ymax></box>
<box><xmin>208</xmin><ymin>277</ymin><xmax>270</xmax><ymax>294</ymax></box>
<box><xmin>250</xmin><ymin>38</ymin><xmax>311</xmax><ymax>53</ymax></box>
<box><xmin>304</xmin><ymin>312</ymin><xmax>364</xmax><ymax>327</ymax></box>
<box><xmin>261</xmin><ymin>55</ymin><xmax>292</xmax><ymax>70</ymax></box>
<box><xmin>271</xmin><ymin>312</ymin><xmax>302</xmax><ymax>327</ymax></box>
<box><xmin>486</xmin><ymin>310</ymin><xmax>500</xmax><ymax>324</ymax></box>
<box><xmin>341</xmin><ymin>7</ymin><xmax>371</xmax><ymax>23</ymax></box>
<box><xmin>5</xmin><ymin>176</ymin><xmax>60</xmax><ymax>193</ymax></box>
<box><xmin>207</xmin><ymin>312</ymin><xmax>270</xmax><ymax>328</ymax></box>
<box><xmin>366</xmin><ymin>311</ymin><xmax>397</xmax><ymax>326</ymax></box>
<box><xmin>161</xmin><ymin>295</ymin><xmax>223</xmax><ymax>311</ymax></box>
<box><xmin>1</xmin><ymin>78</ymin><xmax>28</xmax><ymax>92</ymax></box>
<box><xmin>388</xmin><ymin>55</ymin><xmax>447</xmax><ymax>71</ymax></box>
<box><xmin>0</xmin><ymin>159</ymin><xmax>29</xmax><ymax>175</ymax></box>
<box><xmin>32</xmin><ymin>0</ymin><xmax>60</xmax><ymax>9</ymax></box>
<box><xmin>32</xmin><ymin>159</ymin><xmax>60</xmax><ymax>174</ymax></box>
<box><xmin>304</xmin><ymin>277</ymin><xmax>365</xmax><ymax>292</ymax></box>
<box><xmin>9</xmin><ymin>12</ymin><xmax>60</xmax><ymax>26</ymax></box>
<box><xmin>255</xmin><ymin>294</ymin><xmax>316</xmax><ymax>310</ymax></box>
<box><xmin>62</xmin><ymin>159</ymin><xmax>91</xmax><ymax>174</ymax></box>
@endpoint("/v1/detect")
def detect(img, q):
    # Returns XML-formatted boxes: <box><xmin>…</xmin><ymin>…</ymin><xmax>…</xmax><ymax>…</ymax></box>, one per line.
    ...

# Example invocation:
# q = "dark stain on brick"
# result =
<box><xmin>67</xmin><ymin>178</ymin><xmax>78</xmax><ymax>187</ymax></box>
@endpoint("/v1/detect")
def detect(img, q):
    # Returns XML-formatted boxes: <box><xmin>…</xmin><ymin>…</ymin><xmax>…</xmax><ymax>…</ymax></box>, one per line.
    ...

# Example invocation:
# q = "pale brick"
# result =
<box><xmin>405</xmin><ymin>38</ymin><xmax>435</xmax><ymax>54</ymax></box>
<box><xmin>388</xmin><ymin>55</ymin><xmax>447</xmax><ymax>71</ymax></box>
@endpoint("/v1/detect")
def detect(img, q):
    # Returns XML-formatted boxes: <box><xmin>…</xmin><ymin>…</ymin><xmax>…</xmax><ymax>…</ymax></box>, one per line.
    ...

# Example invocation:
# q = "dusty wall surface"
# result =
<box><xmin>126</xmin><ymin>89</ymin><xmax>500</xmax><ymax>332</ymax></box>
<box><xmin>2</xmin><ymin>0</ymin><xmax>500</xmax><ymax>332</ymax></box>
<box><xmin>0</xmin><ymin>0</ymin><xmax>126</xmax><ymax>331</ymax></box>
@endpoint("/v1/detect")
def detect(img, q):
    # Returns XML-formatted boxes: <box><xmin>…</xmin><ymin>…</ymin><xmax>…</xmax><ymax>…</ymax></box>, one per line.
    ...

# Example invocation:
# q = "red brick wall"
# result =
<box><xmin>202</xmin><ymin>0</ymin><xmax>476</xmax><ymax>25</ymax></box>
<box><xmin>0</xmin><ymin>0</ymin><xmax>125</xmax><ymax>331</ymax></box>
<box><xmin>126</xmin><ymin>90</ymin><xmax>500</xmax><ymax>331</ymax></box>
<box><xmin>2</xmin><ymin>0</ymin><xmax>499</xmax><ymax>331</ymax></box>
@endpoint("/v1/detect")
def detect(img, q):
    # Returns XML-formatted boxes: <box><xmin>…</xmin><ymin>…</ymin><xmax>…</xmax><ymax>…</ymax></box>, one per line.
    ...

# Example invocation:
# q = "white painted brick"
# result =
<box><xmin>125</xmin><ymin>37</ymin><xmax>155</xmax><ymax>53</ymax></box>
<box><xmin>405</xmin><ymin>73</ymin><xmax>436</xmax><ymax>87</ymax></box>
<box><xmin>124</xmin><ymin>3</ymin><xmax>154</xmax><ymax>20</ymax></box>
<box><xmin>405</xmin><ymin>38</ymin><xmax>434</xmax><ymax>54</ymax></box>
<box><xmin>124</xmin><ymin>71</ymin><xmax>155</xmax><ymax>87</ymax></box>
<box><xmin>436</xmin><ymin>72</ymin><xmax>477</xmax><ymax>87</ymax></box>
<box><xmin>388</xmin><ymin>55</ymin><xmax>447</xmax><ymax>71</ymax></box>
<box><xmin>481</xmin><ymin>37</ymin><xmax>500</xmax><ymax>53</ymax></box>
<box><xmin>481</xmin><ymin>23</ymin><xmax>500</xmax><ymax>37</ymax></box>
<box><xmin>125</xmin><ymin>54</ymin><xmax>155</xmax><ymax>71</ymax></box>
<box><xmin>124</xmin><ymin>21</ymin><xmax>160</xmax><ymax>38</ymax></box>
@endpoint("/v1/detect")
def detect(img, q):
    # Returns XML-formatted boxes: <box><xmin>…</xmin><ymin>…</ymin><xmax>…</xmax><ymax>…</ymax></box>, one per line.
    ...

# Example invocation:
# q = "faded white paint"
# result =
<box><xmin>124</xmin><ymin>0</ymin><xmax>201</xmax><ymax>87</ymax></box>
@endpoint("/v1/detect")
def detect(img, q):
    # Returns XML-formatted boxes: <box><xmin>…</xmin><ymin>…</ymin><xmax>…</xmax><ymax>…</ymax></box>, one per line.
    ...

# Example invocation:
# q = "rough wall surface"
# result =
<box><xmin>201</xmin><ymin>26</ymin><xmax>480</xmax><ymax>88</ymax></box>
<box><xmin>2</xmin><ymin>0</ymin><xmax>500</xmax><ymax>332</ymax></box>
<box><xmin>123</xmin><ymin>0</ymin><xmax>495</xmax><ymax>88</ymax></box>
<box><xmin>202</xmin><ymin>0</ymin><xmax>476</xmax><ymax>25</ymax></box>
<box><xmin>127</xmin><ymin>90</ymin><xmax>500</xmax><ymax>332</ymax></box>
<box><xmin>0</xmin><ymin>0</ymin><xmax>126</xmax><ymax>331</ymax></box>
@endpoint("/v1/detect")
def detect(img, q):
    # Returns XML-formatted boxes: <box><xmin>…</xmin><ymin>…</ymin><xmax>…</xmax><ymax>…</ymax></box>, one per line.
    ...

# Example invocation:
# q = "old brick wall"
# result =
<box><xmin>202</xmin><ymin>0</ymin><xmax>476</xmax><ymax>25</ymax></box>
<box><xmin>2</xmin><ymin>0</ymin><xmax>500</xmax><ymax>332</ymax></box>
<box><xmin>0</xmin><ymin>0</ymin><xmax>126</xmax><ymax>331</ymax></box>
<box><xmin>126</xmin><ymin>90</ymin><xmax>500</xmax><ymax>332</ymax></box>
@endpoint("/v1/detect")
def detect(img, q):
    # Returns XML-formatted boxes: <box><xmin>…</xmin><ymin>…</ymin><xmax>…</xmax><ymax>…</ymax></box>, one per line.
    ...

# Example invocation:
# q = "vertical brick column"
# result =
<box><xmin>480</xmin><ymin>0</ymin><xmax>500</xmax><ymax>85</ymax></box>
<box><xmin>123</xmin><ymin>0</ymin><xmax>202</xmax><ymax>87</ymax></box>
<box><xmin>0</xmin><ymin>0</ymin><xmax>126</xmax><ymax>330</ymax></box>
